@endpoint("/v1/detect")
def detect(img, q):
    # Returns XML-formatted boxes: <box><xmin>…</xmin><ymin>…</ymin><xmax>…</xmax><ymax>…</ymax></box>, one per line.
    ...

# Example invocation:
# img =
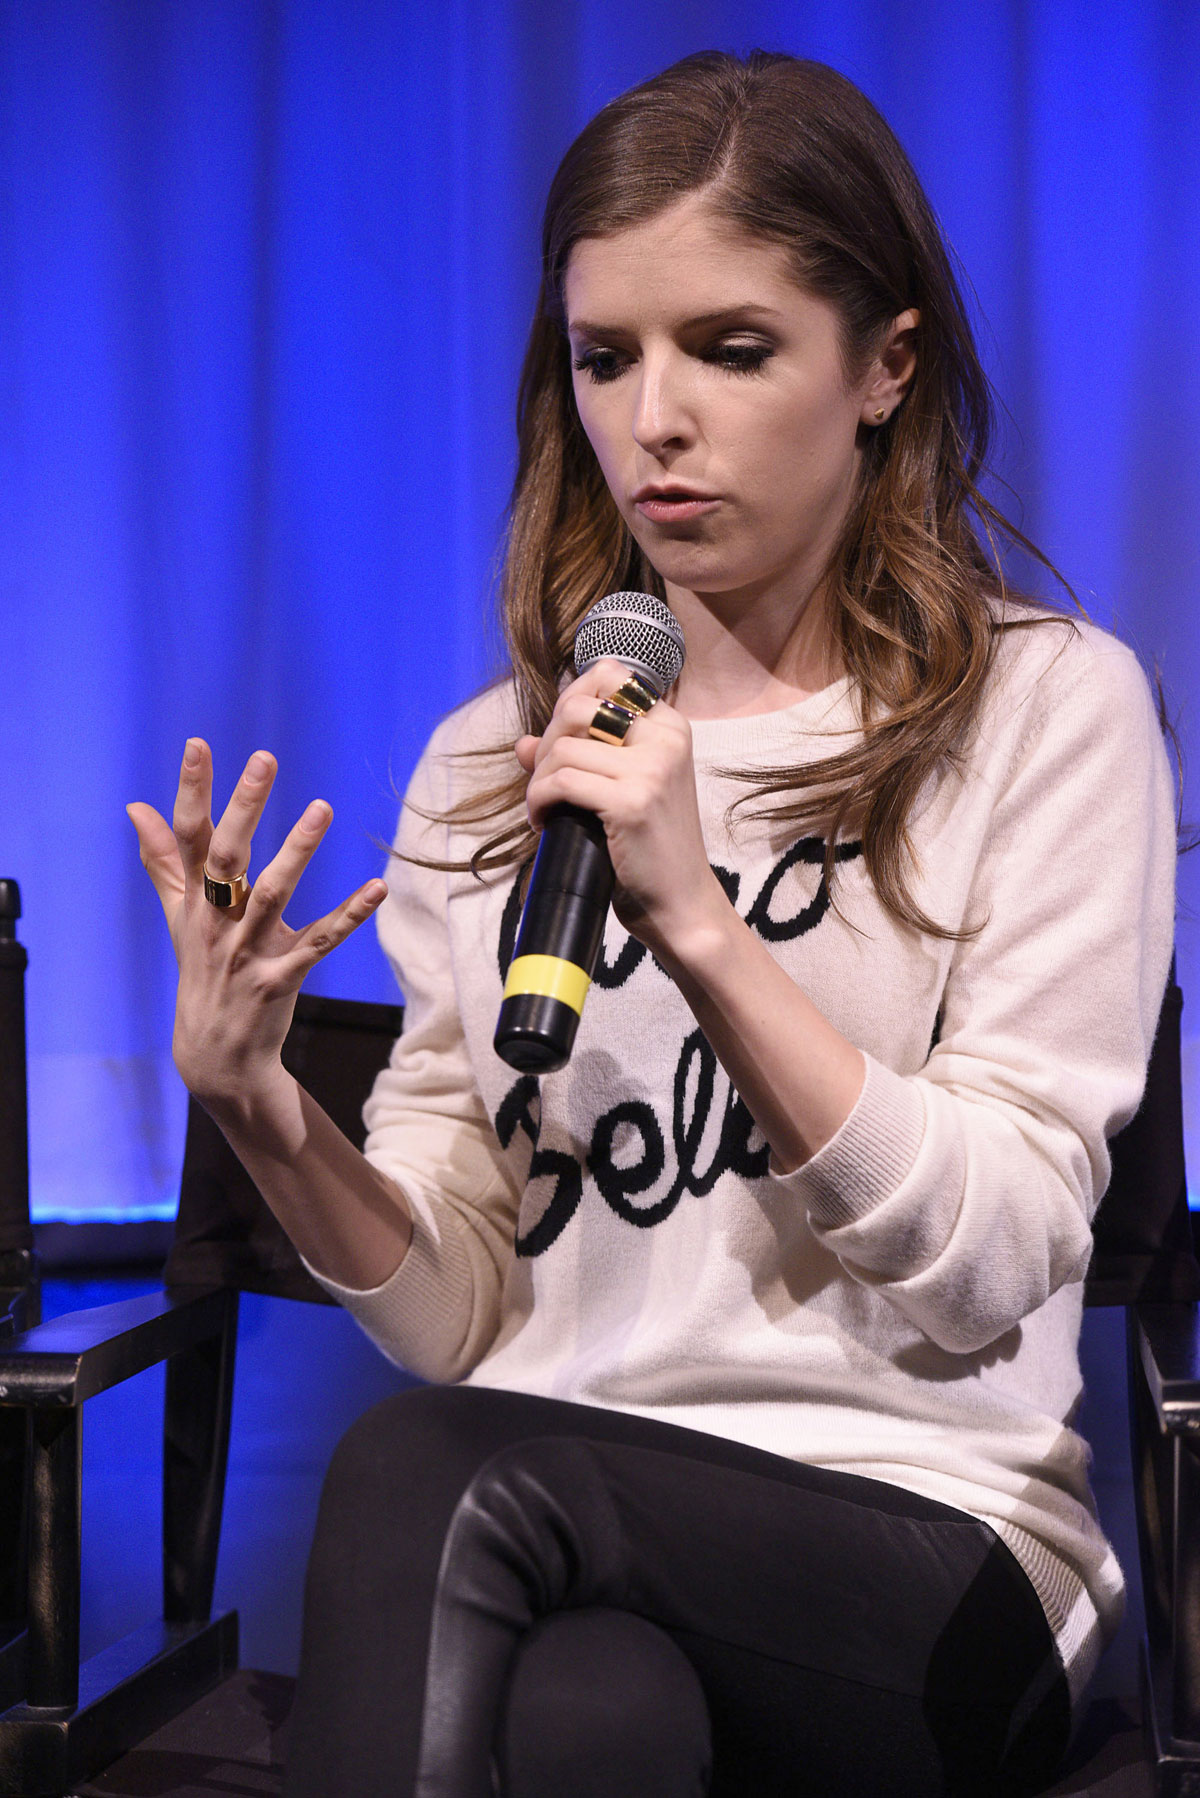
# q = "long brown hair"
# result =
<box><xmin>423</xmin><ymin>50</ymin><xmax>1072</xmax><ymax>934</ymax></box>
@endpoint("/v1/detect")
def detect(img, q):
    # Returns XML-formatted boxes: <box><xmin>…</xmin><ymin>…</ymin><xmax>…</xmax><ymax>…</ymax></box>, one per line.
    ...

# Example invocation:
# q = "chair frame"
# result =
<box><xmin>0</xmin><ymin>883</ymin><xmax>40</xmax><ymax>1746</ymax></box>
<box><xmin>1130</xmin><ymin>1302</ymin><xmax>1200</xmax><ymax>1794</ymax></box>
<box><xmin>0</xmin><ymin>1285</ymin><xmax>238</xmax><ymax>1794</ymax></box>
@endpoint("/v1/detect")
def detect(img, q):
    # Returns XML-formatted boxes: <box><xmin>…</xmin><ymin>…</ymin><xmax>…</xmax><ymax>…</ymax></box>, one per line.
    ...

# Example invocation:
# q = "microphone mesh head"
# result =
<box><xmin>573</xmin><ymin>591</ymin><xmax>686</xmax><ymax>695</ymax></box>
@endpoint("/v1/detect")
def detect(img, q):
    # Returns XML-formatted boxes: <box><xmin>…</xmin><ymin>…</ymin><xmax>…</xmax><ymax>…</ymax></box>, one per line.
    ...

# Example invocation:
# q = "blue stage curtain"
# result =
<box><xmin>1</xmin><ymin>0</ymin><xmax>1197</xmax><ymax>1219</ymax></box>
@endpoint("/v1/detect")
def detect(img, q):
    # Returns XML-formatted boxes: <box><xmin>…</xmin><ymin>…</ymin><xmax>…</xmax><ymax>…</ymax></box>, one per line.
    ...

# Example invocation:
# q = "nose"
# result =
<box><xmin>631</xmin><ymin>350</ymin><xmax>693</xmax><ymax>457</ymax></box>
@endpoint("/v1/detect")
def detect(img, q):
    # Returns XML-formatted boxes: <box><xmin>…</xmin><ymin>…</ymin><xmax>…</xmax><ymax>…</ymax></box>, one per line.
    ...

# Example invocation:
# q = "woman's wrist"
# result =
<box><xmin>191</xmin><ymin>1057</ymin><xmax>299</xmax><ymax>1141</ymax></box>
<box><xmin>646</xmin><ymin>875</ymin><xmax>866</xmax><ymax>1171</ymax></box>
<box><xmin>642</xmin><ymin>870</ymin><xmax>744</xmax><ymax>986</ymax></box>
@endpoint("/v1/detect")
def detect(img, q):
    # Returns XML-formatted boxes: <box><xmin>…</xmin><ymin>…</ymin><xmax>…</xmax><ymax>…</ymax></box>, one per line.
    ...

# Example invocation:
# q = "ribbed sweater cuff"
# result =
<box><xmin>299</xmin><ymin>1201</ymin><xmax>476</xmax><ymax>1376</ymax></box>
<box><xmin>767</xmin><ymin>1052</ymin><xmax>926</xmax><ymax>1228</ymax></box>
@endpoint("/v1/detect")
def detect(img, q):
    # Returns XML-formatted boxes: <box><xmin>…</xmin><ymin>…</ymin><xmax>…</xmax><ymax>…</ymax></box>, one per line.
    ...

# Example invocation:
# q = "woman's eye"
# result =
<box><xmin>708</xmin><ymin>341</ymin><xmax>774</xmax><ymax>375</ymax></box>
<box><xmin>572</xmin><ymin>349</ymin><xmax>627</xmax><ymax>386</ymax></box>
<box><xmin>572</xmin><ymin>340</ymin><xmax>774</xmax><ymax>383</ymax></box>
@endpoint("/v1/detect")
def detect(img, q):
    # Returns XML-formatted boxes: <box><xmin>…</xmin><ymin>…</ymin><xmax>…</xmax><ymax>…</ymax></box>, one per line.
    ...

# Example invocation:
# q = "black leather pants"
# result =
<box><xmin>284</xmin><ymin>1384</ymin><xmax>1071</xmax><ymax>1798</ymax></box>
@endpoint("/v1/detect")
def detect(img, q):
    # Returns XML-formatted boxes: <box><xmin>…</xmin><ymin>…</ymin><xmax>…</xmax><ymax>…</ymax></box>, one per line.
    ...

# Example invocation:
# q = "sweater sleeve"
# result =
<box><xmin>769</xmin><ymin>629</ymin><xmax>1177</xmax><ymax>1354</ymax></box>
<box><xmin>302</xmin><ymin>708</ymin><xmax>521</xmax><ymax>1381</ymax></box>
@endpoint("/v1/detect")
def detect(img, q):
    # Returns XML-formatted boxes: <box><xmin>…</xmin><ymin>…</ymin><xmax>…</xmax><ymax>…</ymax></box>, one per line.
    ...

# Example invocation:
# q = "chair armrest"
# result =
<box><xmin>1134</xmin><ymin>1301</ymin><xmax>1200</xmax><ymax>1435</ymax></box>
<box><xmin>0</xmin><ymin>1285</ymin><xmax>230</xmax><ymax>1409</ymax></box>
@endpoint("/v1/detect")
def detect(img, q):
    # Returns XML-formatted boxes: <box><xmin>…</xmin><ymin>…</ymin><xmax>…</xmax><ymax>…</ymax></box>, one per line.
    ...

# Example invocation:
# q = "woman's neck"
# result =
<box><xmin>664</xmin><ymin>578</ymin><xmax>841</xmax><ymax>721</ymax></box>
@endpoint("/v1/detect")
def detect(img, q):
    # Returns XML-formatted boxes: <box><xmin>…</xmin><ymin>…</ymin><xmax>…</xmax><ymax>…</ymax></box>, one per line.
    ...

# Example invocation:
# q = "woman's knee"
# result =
<box><xmin>320</xmin><ymin>1382</ymin><xmax>517</xmax><ymax>1513</ymax></box>
<box><xmin>496</xmin><ymin>1608</ymin><xmax>711</xmax><ymax>1798</ymax></box>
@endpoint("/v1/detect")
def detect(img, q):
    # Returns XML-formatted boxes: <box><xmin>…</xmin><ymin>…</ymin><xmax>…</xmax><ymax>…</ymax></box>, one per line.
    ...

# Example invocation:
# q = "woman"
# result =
<box><xmin>129</xmin><ymin>51</ymin><xmax>1176</xmax><ymax>1798</ymax></box>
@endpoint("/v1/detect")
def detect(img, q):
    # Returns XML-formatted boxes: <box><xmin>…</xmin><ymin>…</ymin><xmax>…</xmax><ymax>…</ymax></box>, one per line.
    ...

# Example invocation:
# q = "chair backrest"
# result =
<box><xmin>0</xmin><ymin>881</ymin><xmax>33</xmax><ymax>1262</ymax></box>
<box><xmin>164</xmin><ymin>992</ymin><xmax>403</xmax><ymax>1301</ymax></box>
<box><xmin>1087</xmin><ymin>979</ymin><xmax>1200</xmax><ymax>1305</ymax></box>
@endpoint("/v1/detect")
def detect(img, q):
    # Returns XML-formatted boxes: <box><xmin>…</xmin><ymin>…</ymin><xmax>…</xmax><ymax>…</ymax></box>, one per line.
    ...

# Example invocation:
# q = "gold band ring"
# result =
<box><xmin>588</xmin><ymin>699</ymin><xmax>637</xmax><ymax>746</ymax></box>
<box><xmin>587</xmin><ymin>673</ymin><xmax>658</xmax><ymax>747</ymax></box>
<box><xmin>203</xmin><ymin>865</ymin><xmax>252</xmax><ymax>909</ymax></box>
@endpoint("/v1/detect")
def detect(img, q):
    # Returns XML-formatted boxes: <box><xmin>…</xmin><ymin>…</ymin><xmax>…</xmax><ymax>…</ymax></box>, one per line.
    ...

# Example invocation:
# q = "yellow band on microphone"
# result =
<box><xmin>502</xmin><ymin>954</ymin><xmax>591</xmax><ymax>1016</ymax></box>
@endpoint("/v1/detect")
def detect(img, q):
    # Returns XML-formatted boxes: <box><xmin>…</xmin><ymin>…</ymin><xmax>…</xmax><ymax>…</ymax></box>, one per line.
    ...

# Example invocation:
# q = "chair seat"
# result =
<box><xmin>73</xmin><ymin>1668</ymin><xmax>291</xmax><ymax>1797</ymax></box>
<box><xmin>1041</xmin><ymin>1697</ymin><xmax>1153</xmax><ymax>1796</ymax></box>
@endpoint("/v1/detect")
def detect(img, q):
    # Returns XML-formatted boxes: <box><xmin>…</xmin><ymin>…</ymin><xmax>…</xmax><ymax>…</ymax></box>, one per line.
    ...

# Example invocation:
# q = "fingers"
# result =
<box><xmin>205</xmin><ymin>750</ymin><xmax>278</xmax><ymax>882</ymax></box>
<box><xmin>145</xmin><ymin>738</ymin><xmax>383</xmax><ymax>985</ymax></box>
<box><xmin>127</xmin><ymin>802</ymin><xmax>187</xmax><ymax>921</ymax></box>
<box><xmin>172</xmin><ymin>738</ymin><xmax>215</xmax><ymax>880</ymax></box>
<box><xmin>285</xmin><ymin>878</ymin><xmax>389</xmax><ymax>979</ymax></box>
<box><xmin>242</xmin><ymin>803</ymin><xmax>387</xmax><ymax>975</ymax></box>
<box><xmin>242</xmin><ymin>798</ymin><xmax>333</xmax><ymax>934</ymax></box>
<box><xmin>538</xmin><ymin>667</ymin><xmax>653</xmax><ymax>762</ymax></box>
<box><xmin>526</xmin><ymin>678</ymin><xmax>694</xmax><ymax>833</ymax></box>
<box><xmin>526</xmin><ymin>730</ymin><xmax>651</xmax><ymax>830</ymax></box>
<box><xmin>539</xmin><ymin>675</ymin><xmax>682</xmax><ymax>766</ymax></box>
<box><xmin>518</xmin><ymin>664</ymin><xmax>660</xmax><ymax>775</ymax></box>
<box><xmin>557</xmin><ymin>659</ymin><xmax>640</xmax><ymax>731</ymax></box>
<box><xmin>527</xmin><ymin>763</ymin><xmax>626</xmax><ymax>831</ymax></box>
<box><xmin>570</xmin><ymin>658</ymin><xmax>630</xmax><ymax>698</ymax></box>
<box><xmin>531</xmin><ymin>733</ymin><xmax>626</xmax><ymax>787</ymax></box>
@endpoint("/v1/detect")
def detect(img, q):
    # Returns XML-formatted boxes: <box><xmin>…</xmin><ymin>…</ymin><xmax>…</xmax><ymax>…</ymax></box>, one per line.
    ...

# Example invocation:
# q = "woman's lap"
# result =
<box><xmin>284</xmin><ymin>1383</ymin><xmax>1070</xmax><ymax>1798</ymax></box>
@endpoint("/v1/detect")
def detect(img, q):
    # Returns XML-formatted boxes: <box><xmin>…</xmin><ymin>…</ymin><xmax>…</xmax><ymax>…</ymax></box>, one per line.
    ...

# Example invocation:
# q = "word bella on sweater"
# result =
<box><xmin>494</xmin><ymin>835</ymin><xmax>864</xmax><ymax>1257</ymax></box>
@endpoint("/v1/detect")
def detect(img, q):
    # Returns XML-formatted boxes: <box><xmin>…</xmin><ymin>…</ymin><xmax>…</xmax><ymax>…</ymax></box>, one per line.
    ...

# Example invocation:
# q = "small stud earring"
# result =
<box><xmin>874</xmin><ymin>407</ymin><xmax>887</xmax><ymax>422</ymax></box>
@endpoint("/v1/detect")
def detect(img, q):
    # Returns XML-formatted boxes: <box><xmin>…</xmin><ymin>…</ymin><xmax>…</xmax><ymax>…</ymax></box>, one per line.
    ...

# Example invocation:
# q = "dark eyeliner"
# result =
<box><xmin>709</xmin><ymin>341</ymin><xmax>775</xmax><ymax>374</ymax></box>
<box><xmin>572</xmin><ymin>348</ymin><xmax>625</xmax><ymax>385</ymax></box>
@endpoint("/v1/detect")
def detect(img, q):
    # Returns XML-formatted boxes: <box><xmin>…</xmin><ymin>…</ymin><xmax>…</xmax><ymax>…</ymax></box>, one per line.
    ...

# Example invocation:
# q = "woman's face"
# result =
<box><xmin>565</xmin><ymin>194</ymin><xmax>909</xmax><ymax>620</ymax></box>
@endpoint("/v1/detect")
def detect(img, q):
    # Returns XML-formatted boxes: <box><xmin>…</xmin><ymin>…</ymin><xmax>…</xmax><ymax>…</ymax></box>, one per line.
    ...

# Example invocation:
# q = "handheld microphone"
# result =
<box><xmin>493</xmin><ymin>592</ymin><xmax>686</xmax><ymax>1073</ymax></box>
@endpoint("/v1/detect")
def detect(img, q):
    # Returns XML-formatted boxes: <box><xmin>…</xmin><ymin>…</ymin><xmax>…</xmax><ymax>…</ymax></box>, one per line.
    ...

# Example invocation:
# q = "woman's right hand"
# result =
<box><xmin>127</xmin><ymin>738</ymin><xmax>386</xmax><ymax>1109</ymax></box>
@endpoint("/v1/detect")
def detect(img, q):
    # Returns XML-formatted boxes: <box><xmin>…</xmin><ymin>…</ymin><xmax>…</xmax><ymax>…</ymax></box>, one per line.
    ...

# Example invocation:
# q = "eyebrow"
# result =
<box><xmin>567</xmin><ymin>303</ymin><xmax>786</xmax><ymax>337</ymax></box>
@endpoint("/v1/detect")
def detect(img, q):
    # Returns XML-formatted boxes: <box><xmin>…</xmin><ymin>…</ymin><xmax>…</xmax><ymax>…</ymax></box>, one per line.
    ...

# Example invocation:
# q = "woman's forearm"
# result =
<box><xmin>652</xmin><ymin>883</ymin><xmax>865</xmax><ymax>1175</ymax></box>
<box><xmin>202</xmin><ymin>1067</ymin><xmax>414</xmax><ymax>1290</ymax></box>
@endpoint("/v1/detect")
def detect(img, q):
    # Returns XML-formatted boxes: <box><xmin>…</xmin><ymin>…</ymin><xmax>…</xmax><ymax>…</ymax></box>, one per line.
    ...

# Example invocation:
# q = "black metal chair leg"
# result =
<box><xmin>163</xmin><ymin>1291</ymin><xmax>238</xmax><ymax>1625</ymax></box>
<box><xmin>1172</xmin><ymin>1440</ymin><xmax>1200</xmax><ymax>1749</ymax></box>
<box><xmin>27</xmin><ymin>1407</ymin><xmax>81</xmax><ymax>1712</ymax></box>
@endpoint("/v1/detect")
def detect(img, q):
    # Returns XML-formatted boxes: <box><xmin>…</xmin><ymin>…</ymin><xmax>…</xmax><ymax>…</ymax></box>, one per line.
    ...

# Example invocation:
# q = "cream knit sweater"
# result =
<box><xmin>310</xmin><ymin>611</ymin><xmax>1176</xmax><ymax>1700</ymax></box>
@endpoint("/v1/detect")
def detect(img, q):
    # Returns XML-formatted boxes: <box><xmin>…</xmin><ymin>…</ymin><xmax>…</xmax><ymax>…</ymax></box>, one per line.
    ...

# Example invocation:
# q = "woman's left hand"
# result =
<box><xmin>515</xmin><ymin>659</ymin><xmax>725</xmax><ymax>960</ymax></box>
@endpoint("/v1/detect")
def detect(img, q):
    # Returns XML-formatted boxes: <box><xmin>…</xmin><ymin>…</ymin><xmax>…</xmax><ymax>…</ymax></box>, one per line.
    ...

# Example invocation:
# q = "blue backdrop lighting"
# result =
<box><xmin>1</xmin><ymin>0</ymin><xmax>1197</xmax><ymax>1220</ymax></box>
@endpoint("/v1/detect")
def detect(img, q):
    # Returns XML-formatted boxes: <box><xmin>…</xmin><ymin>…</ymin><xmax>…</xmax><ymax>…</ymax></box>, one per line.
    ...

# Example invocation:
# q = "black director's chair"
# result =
<box><xmin>0</xmin><ymin>875</ymin><xmax>1199</xmax><ymax>1795</ymax></box>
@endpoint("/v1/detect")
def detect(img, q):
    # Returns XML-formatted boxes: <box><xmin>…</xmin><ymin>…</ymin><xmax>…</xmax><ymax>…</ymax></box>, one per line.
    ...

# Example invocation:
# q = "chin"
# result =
<box><xmin>633</xmin><ymin>535</ymin><xmax>740</xmax><ymax>591</ymax></box>
<box><xmin>647</xmin><ymin>552</ymin><xmax>762</xmax><ymax>598</ymax></box>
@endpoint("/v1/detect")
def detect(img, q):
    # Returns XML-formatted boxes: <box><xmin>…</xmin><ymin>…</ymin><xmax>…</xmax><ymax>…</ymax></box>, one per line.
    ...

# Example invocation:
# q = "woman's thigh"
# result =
<box><xmin>284</xmin><ymin>1383</ymin><xmax>1069</xmax><ymax>1798</ymax></box>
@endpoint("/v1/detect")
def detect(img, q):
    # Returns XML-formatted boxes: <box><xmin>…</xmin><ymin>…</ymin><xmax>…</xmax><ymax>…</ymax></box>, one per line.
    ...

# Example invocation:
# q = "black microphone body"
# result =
<box><xmin>494</xmin><ymin>807</ymin><xmax>613</xmax><ymax>1073</ymax></box>
<box><xmin>494</xmin><ymin>592</ymin><xmax>685</xmax><ymax>1074</ymax></box>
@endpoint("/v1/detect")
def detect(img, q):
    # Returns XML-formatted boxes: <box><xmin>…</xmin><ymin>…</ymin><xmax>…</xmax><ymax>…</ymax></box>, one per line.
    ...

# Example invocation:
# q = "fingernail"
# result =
<box><xmin>300</xmin><ymin>801</ymin><xmax>330</xmax><ymax>833</ymax></box>
<box><xmin>246</xmin><ymin>752</ymin><xmax>272</xmax><ymax>783</ymax></box>
<box><xmin>183</xmin><ymin>740</ymin><xmax>202</xmax><ymax>768</ymax></box>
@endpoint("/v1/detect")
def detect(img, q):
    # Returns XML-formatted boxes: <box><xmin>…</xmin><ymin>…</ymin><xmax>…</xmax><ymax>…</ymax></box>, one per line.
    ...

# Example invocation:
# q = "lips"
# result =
<box><xmin>632</xmin><ymin>484</ymin><xmax>720</xmax><ymax>523</ymax></box>
<box><xmin>632</xmin><ymin>482</ymin><xmax>717</xmax><ymax>503</ymax></box>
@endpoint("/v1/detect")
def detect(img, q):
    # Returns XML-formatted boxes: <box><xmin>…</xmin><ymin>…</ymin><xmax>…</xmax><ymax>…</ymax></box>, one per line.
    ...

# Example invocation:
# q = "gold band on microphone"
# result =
<box><xmin>587</xmin><ymin>673</ymin><xmax>658</xmax><ymax>746</ymax></box>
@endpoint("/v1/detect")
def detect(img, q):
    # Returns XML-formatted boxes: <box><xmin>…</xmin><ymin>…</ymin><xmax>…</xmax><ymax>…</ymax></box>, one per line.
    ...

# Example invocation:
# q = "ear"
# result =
<box><xmin>860</xmin><ymin>309</ymin><xmax>919</xmax><ymax>427</ymax></box>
